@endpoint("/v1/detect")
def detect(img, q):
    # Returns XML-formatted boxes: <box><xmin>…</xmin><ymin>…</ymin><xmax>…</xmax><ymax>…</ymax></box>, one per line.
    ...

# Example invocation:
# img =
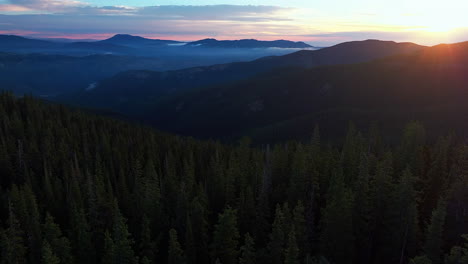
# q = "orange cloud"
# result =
<box><xmin>0</xmin><ymin>4</ymin><xmax>33</xmax><ymax>12</ymax></box>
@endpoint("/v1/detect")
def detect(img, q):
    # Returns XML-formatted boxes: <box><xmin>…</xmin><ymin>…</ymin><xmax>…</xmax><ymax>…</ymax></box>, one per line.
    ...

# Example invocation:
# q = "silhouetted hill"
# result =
<box><xmin>142</xmin><ymin>41</ymin><xmax>468</xmax><ymax>141</ymax></box>
<box><xmin>185</xmin><ymin>38</ymin><xmax>312</xmax><ymax>48</ymax></box>
<box><xmin>100</xmin><ymin>34</ymin><xmax>182</xmax><ymax>46</ymax></box>
<box><xmin>0</xmin><ymin>35</ymin><xmax>60</xmax><ymax>49</ymax></box>
<box><xmin>74</xmin><ymin>40</ymin><xmax>425</xmax><ymax>112</ymax></box>
<box><xmin>273</xmin><ymin>39</ymin><xmax>424</xmax><ymax>67</ymax></box>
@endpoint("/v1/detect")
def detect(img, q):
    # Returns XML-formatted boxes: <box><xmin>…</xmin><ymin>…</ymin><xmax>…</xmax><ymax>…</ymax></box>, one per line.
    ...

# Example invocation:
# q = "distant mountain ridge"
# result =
<box><xmin>99</xmin><ymin>34</ymin><xmax>183</xmax><ymax>46</ymax></box>
<box><xmin>185</xmin><ymin>38</ymin><xmax>313</xmax><ymax>48</ymax></box>
<box><xmin>0</xmin><ymin>34</ymin><xmax>314</xmax><ymax>54</ymax></box>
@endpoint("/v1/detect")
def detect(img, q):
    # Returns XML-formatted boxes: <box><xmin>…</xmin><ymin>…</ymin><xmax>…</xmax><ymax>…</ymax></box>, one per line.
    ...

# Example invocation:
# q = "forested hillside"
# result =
<box><xmin>0</xmin><ymin>93</ymin><xmax>467</xmax><ymax>264</ymax></box>
<box><xmin>71</xmin><ymin>40</ymin><xmax>424</xmax><ymax>113</ymax></box>
<box><xmin>146</xmin><ymin>41</ymin><xmax>468</xmax><ymax>142</ymax></box>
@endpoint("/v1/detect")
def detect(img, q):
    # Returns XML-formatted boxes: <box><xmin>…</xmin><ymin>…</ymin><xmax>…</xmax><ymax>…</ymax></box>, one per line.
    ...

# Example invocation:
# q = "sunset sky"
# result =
<box><xmin>0</xmin><ymin>0</ymin><xmax>467</xmax><ymax>45</ymax></box>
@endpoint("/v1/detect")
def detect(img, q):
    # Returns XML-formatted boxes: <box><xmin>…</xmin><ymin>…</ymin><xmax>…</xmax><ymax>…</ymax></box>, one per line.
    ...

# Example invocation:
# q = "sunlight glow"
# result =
<box><xmin>0</xmin><ymin>0</ymin><xmax>467</xmax><ymax>45</ymax></box>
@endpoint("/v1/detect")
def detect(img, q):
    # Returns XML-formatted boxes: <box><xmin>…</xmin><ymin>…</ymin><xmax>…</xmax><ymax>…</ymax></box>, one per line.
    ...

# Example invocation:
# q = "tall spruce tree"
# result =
<box><xmin>111</xmin><ymin>200</ymin><xmax>137</xmax><ymax>264</ymax></box>
<box><xmin>424</xmin><ymin>199</ymin><xmax>447</xmax><ymax>264</ymax></box>
<box><xmin>211</xmin><ymin>207</ymin><xmax>240</xmax><ymax>264</ymax></box>
<box><xmin>41</xmin><ymin>241</ymin><xmax>60</xmax><ymax>264</ymax></box>
<box><xmin>239</xmin><ymin>233</ymin><xmax>255</xmax><ymax>264</ymax></box>
<box><xmin>320</xmin><ymin>168</ymin><xmax>354</xmax><ymax>264</ymax></box>
<box><xmin>284</xmin><ymin>227</ymin><xmax>299</xmax><ymax>264</ymax></box>
<box><xmin>0</xmin><ymin>205</ymin><xmax>27</xmax><ymax>264</ymax></box>
<box><xmin>168</xmin><ymin>229</ymin><xmax>186</xmax><ymax>264</ymax></box>
<box><xmin>397</xmin><ymin>169</ymin><xmax>420</xmax><ymax>264</ymax></box>
<box><xmin>42</xmin><ymin>213</ymin><xmax>73</xmax><ymax>264</ymax></box>
<box><xmin>267</xmin><ymin>204</ymin><xmax>286</xmax><ymax>264</ymax></box>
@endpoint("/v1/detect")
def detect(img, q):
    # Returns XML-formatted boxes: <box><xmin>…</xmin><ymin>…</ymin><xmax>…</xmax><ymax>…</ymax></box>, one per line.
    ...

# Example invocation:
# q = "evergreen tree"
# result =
<box><xmin>185</xmin><ymin>214</ymin><xmax>196</xmax><ymax>264</ymax></box>
<box><xmin>424</xmin><ymin>199</ymin><xmax>447</xmax><ymax>264</ymax></box>
<box><xmin>211</xmin><ymin>207</ymin><xmax>240</xmax><ymax>264</ymax></box>
<box><xmin>190</xmin><ymin>193</ymin><xmax>209</xmax><ymax>263</ymax></box>
<box><xmin>353</xmin><ymin>154</ymin><xmax>371</xmax><ymax>263</ymax></box>
<box><xmin>368</xmin><ymin>152</ymin><xmax>397</xmax><ymax>263</ymax></box>
<box><xmin>168</xmin><ymin>229</ymin><xmax>186</xmax><ymax>264</ymax></box>
<box><xmin>292</xmin><ymin>201</ymin><xmax>307</xmax><ymax>257</ymax></box>
<box><xmin>268</xmin><ymin>205</ymin><xmax>286</xmax><ymax>264</ymax></box>
<box><xmin>42</xmin><ymin>213</ymin><xmax>73</xmax><ymax>264</ymax></box>
<box><xmin>41</xmin><ymin>241</ymin><xmax>60</xmax><ymax>264</ymax></box>
<box><xmin>102</xmin><ymin>231</ymin><xmax>115</xmax><ymax>264</ymax></box>
<box><xmin>284</xmin><ymin>227</ymin><xmax>299</xmax><ymax>264</ymax></box>
<box><xmin>396</xmin><ymin>169</ymin><xmax>420</xmax><ymax>264</ymax></box>
<box><xmin>139</xmin><ymin>215</ymin><xmax>155</xmax><ymax>264</ymax></box>
<box><xmin>445</xmin><ymin>235</ymin><xmax>468</xmax><ymax>264</ymax></box>
<box><xmin>69</xmin><ymin>204</ymin><xmax>94</xmax><ymax>263</ymax></box>
<box><xmin>0</xmin><ymin>205</ymin><xmax>27</xmax><ymax>264</ymax></box>
<box><xmin>320</xmin><ymin>168</ymin><xmax>354</xmax><ymax>264</ymax></box>
<box><xmin>239</xmin><ymin>233</ymin><xmax>255</xmax><ymax>264</ymax></box>
<box><xmin>111</xmin><ymin>200</ymin><xmax>137</xmax><ymax>264</ymax></box>
<box><xmin>410</xmin><ymin>256</ymin><xmax>433</xmax><ymax>264</ymax></box>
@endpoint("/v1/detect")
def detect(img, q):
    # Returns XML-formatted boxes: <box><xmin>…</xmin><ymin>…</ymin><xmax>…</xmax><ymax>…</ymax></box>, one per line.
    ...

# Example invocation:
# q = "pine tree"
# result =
<box><xmin>410</xmin><ymin>255</ymin><xmax>433</xmax><ymax>264</ymax></box>
<box><xmin>142</xmin><ymin>159</ymin><xmax>161</xmax><ymax>221</ymax></box>
<box><xmin>185</xmin><ymin>214</ymin><xmax>196</xmax><ymax>264</ymax></box>
<box><xmin>41</xmin><ymin>241</ymin><xmax>60</xmax><ymax>264</ymax></box>
<box><xmin>211</xmin><ymin>207</ymin><xmax>240</xmax><ymax>264</ymax></box>
<box><xmin>320</xmin><ymin>168</ymin><xmax>354</xmax><ymax>264</ymax></box>
<box><xmin>288</xmin><ymin>144</ymin><xmax>308</xmax><ymax>204</ymax></box>
<box><xmin>368</xmin><ymin>152</ymin><xmax>397</xmax><ymax>263</ymax></box>
<box><xmin>69</xmin><ymin>204</ymin><xmax>94</xmax><ymax>263</ymax></box>
<box><xmin>102</xmin><ymin>231</ymin><xmax>115</xmax><ymax>264</ymax></box>
<box><xmin>268</xmin><ymin>205</ymin><xmax>286</xmax><ymax>264</ymax></box>
<box><xmin>292</xmin><ymin>201</ymin><xmax>307</xmax><ymax>257</ymax></box>
<box><xmin>42</xmin><ymin>213</ymin><xmax>73</xmax><ymax>264</ymax></box>
<box><xmin>239</xmin><ymin>233</ymin><xmax>255</xmax><ymax>264</ymax></box>
<box><xmin>0</xmin><ymin>205</ymin><xmax>27</xmax><ymax>264</ymax></box>
<box><xmin>353</xmin><ymin>154</ymin><xmax>371</xmax><ymax>263</ymax></box>
<box><xmin>445</xmin><ymin>234</ymin><xmax>468</xmax><ymax>264</ymax></box>
<box><xmin>139</xmin><ymin>215</ymin><xmax>155</xmax><ymax>263</ymax></box>
<box><xmin>111</xmin><ymin>200</ymin><xmax>137</xmax><ymax>264</ymax></box>
<box><xmin>190</xmin><ymin>193</ymin><xmax>209</xmax><ymax>263</ymax></box>
<box><xmin>424</xmin><ymin>199</ymin><xmax>447</xmax><ymax>264</ymax></box>
<box><xmin>168</xmin><ymin>229</ymin><xmax>186</xmax><ymax>264</ymax></box>
<box><xmin>396</xmin><ymin>169</ymin><xmax>420</xmax><ymax>264</ymax></box>
<box><xmin>255</xmin><ymin>146</ymin><xmax>272</xmax><ymax>247</ymax></box>
<box><xmin>284</xmin><ymin>227</ymin><xmax>299</xmax><ymax>264</ymax></box>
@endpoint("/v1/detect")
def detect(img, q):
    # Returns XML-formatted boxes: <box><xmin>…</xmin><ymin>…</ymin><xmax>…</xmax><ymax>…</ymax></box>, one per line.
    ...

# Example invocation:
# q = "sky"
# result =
<box><xmin>0</xmin><ymin>0</ymin><xmax>467</xmax><ymax>45</ymax></box>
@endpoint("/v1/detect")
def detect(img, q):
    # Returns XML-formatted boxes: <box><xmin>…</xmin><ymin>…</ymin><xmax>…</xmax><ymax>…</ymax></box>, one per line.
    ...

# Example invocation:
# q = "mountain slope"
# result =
<box><xmin>145</xmin><ymin>41</ymin><xmax>468</xmax><ymax>141</ymax></box>
<box><xmin>75</xmin><ymin>40</ymin><xmax>425</xmax><ymax>111</ymax></box>
<box><xmin>0</xmin><ymin>53</ymin><xmax>200</xmax><ymax>96</ymax></box>
<box><xmin>0</xmin><ymin>35</ymin><xmax>60</xmax><ymax>49</ymax></box>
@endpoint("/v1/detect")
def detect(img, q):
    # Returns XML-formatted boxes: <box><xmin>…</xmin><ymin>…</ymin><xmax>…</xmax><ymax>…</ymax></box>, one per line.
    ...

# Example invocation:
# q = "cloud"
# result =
<box><xmin>137</xmin><ymin>5</ymin><xmax>291</xmax><ymax>21</ymax></box>
<box><xmin>6</xmin><ymin>0</ymin><xmax>85</xmax><ymax>12</ymax></box>
<box><xmin>1</xmin><ymin>2</ymin><xmax>465</xmax><ymax>45</ymax></box>
<box><xmin>0</xmin><ymin>4</ymin><xmax>298</xmax><ymax>41</ymax></box>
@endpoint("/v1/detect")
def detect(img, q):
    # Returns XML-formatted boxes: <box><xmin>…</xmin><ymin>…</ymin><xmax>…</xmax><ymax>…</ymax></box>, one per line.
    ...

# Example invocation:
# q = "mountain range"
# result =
<box><xmin>65</xmin><ymin>40</ymin><xmax>468</xmax><ymax>142</ymax></box>
<box><xmin>70</xmin><ymin>40</ymin><xmax>425</xmax><ymax>115</ymax></box>
<box><xmin>146</xmin><ymin>41</ymin><xmax>468</xmax><ymax>141</ymax></box>
<box><xmin>185</xmin><ymin>38</ymin><xmax>312</xmax><ymax>48</ymax></box>
<box><xmin>0</xmin><ymin>34</ymin><xmax>316</xmax><ymax>96</ymax></box>
<box><xmin>2</xmin><ymin>34</ymin><xmax>467</xmax><ymax>142</ymax></box>
<box><xmin>0</xmin><ymin>34</ymin><xmax>314</xmax><ymax>55</ymax></box>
